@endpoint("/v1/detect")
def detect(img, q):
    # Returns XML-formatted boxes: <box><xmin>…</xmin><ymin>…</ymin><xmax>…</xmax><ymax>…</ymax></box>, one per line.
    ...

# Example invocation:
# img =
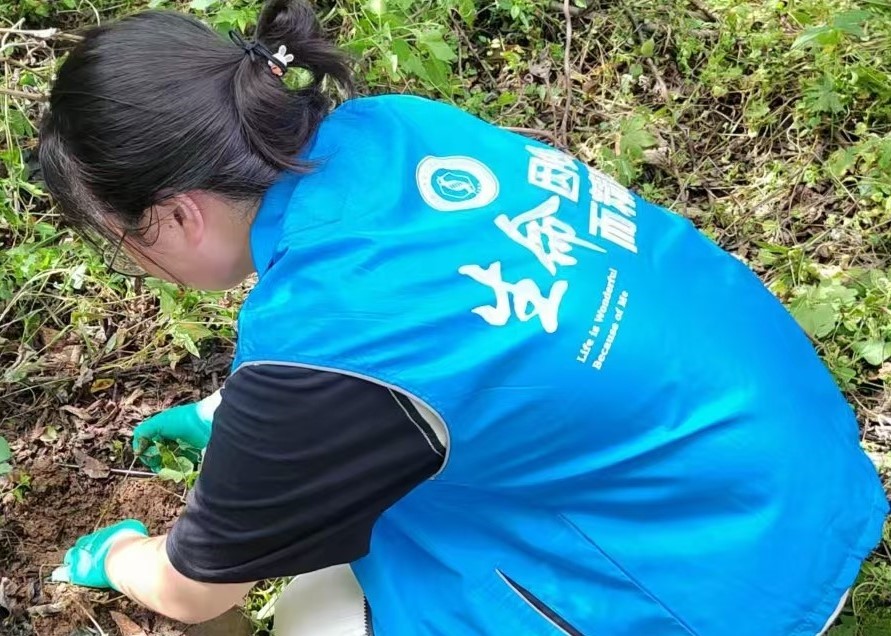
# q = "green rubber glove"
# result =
<box><xmin>132</xmin><ymin>391</ymin><xmax>220</xmax><ymax>471</ymax></box>
<box><xmin>51</xmin><ymin>519</ymin><xmax>148</xmax><ymax>590</ymax></box>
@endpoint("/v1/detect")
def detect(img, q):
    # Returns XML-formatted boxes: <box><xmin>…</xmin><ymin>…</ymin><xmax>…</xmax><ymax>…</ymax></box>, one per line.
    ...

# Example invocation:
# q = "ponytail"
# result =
<box><xmin>258</xmin><ymin>0</ymin><xmax>353</xmax><ymax>90</ymax></box>
<box><xmin>233</xmin><ymin>0</ymin><xmax>354</xmax><ymax>172</ymax></box>
<box><xmin>39</xmin><ymin>0</ymin><xmax>354</xmax><ymax>242</ymax></box>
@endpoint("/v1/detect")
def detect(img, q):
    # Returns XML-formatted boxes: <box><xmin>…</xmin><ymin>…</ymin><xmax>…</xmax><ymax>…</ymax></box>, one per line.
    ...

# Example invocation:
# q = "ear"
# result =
<box><xmin>166</xmin><ymin>192</ymin><xmax>206</xmax><ymax>247</ymax></box>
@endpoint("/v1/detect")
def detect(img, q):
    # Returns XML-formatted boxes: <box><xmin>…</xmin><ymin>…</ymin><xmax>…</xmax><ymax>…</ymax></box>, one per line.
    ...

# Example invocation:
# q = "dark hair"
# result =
<box><xmin>39</xmin><ymin>0</ymin><xmax>353</xmax><ymax>242</ymax></box>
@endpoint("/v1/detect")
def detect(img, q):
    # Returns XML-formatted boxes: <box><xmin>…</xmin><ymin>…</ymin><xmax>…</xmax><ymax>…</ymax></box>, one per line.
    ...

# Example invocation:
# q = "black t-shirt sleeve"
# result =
<box><xmin>166</xmin><ymin>364</ymin><xmax>444</xmax><ymax>583</ymax></box>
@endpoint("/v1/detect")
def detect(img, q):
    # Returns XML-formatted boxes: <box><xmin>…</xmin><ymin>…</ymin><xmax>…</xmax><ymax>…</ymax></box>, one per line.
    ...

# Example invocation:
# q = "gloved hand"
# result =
<box><xmin>51</xmin><ymin>519</ymin><xmax>148</xmax><ymax>590</ymax></box>
<box><xmin>132</xmin><ymin>391</ymin><xmax>221</xmax><ymax>471</ymax></box>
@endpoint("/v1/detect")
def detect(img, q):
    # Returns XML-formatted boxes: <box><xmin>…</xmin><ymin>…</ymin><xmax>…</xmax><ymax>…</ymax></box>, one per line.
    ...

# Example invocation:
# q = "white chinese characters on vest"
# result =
<box><xmin>415</xmin><ymin>147</ymin><xmax>640</xmax><ymax>335</ymax></box>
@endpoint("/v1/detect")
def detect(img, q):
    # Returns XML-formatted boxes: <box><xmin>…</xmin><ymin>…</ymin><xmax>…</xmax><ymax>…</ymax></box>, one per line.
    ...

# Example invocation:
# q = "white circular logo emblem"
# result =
<box><xmin>416</xmin><ymin>156</ymin><xmax>499</xmax><ymax>212</ymax></box>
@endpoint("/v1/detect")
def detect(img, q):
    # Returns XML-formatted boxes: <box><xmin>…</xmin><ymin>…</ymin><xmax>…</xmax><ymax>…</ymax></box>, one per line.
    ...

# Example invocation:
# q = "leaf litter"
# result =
<box><xmin>1</xmin><ymin>352</ymin><xmax>229</xmax><ymax>636</ymax></box>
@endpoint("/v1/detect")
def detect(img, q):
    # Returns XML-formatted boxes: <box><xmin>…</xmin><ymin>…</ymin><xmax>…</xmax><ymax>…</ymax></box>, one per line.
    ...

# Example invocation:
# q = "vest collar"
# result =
<box><xmin>250</xmin><ymin>172</ymin><xmax>297</xmax><ymax>277</ymax></box>
<box><xmin>249</xmin><ymin>120</ymin><xmax>333</xmax><ymax>277</ymax></box>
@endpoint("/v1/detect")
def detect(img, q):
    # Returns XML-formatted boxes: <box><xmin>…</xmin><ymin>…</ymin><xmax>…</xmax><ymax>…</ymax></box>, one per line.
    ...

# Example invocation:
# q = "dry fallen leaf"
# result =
<box><xmin>121</xmin><ymin>388</ymin><xmax>144</xmax><ymax>409</ymax></box>
<box><xmin>39</xmin><ymin>426</ymin><xmax>59</xmax><ymax>444</ymax></box>
<box><xmin>72</xmin><ymin>449</ymin><xmax>110</xmax><ymax>479</ymax></box>
<box><xmin>110</xmin><ymin>611</ymin><xmax>149</xmax><ymax>636</ymax></box>
<box><xmin>90</xmin><ymin>378</ymin><xmax>115</xmax><ymax>393</ymax></box>
<box><xmin>60</xmin><ymin>405</ymin><xmax>93</xmax><ymax>422</ymax></box>
<box><xmin>38</xmin><ymin>327</ymin><xmax>62</xmax><ymax>348</ymax></box>
<box><xmin>27</xmin><ymin>603</ymin><xmax>64</xmax><ymax>617</ymax></box>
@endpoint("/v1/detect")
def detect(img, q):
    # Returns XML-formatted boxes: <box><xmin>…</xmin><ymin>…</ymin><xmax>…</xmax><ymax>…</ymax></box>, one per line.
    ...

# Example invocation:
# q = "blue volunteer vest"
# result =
<box><xmin>233</xmin><ymin>95</ymin><xmax>887</xmax><ymax>635</ymax></box>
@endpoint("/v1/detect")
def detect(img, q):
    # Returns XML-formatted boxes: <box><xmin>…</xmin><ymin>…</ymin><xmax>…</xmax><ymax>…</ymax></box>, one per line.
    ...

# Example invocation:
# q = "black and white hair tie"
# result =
<box><xmin>229</xmin><ymin>29</ymin><xmax>294</xmax><ymax>78</ymax></box>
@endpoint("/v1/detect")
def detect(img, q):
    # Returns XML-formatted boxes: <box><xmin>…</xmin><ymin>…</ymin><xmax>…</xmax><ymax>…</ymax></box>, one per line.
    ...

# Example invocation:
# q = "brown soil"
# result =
<box><xmin>0</xmin><ymin>352</ymin><xmax>236</xmax><ymax>636</ymax></box>
<box><xmin>2</xmin><ymin>450</ymin><xmax>185</xmax><ymax>636</ymax></box>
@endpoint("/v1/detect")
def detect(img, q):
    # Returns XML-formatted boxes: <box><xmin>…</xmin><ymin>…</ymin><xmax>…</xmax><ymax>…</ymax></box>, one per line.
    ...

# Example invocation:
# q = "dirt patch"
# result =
<box><xmin>9</xmin><ymin>459</ymin><xmax>182</xmax><ymax>573</ymax></box>
<box><xmin>1</xmin><ymin>352</ymin><xmax>232</xmax><ymax>636</ymax></box>
<box><xmin>3</xmin><ymin>459</ymin><xmax>185</xmax><ymax>636</ymax></box>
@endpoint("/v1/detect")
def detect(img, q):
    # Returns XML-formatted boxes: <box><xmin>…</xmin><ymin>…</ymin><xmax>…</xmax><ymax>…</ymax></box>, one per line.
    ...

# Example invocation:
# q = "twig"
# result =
<box><xmin>506</xmin><ymin>126</ymin><xmax>563</xmax><ymax>146</ymax></box>
<box><xmin>82</xmin><ymin>0</ymin><xmax>102</xmax><ymax>26</ymax></box>
<box><xmin>0</xmin><ymin>57</ymin><xmax>32</xmax><ymax>70</ymax></box>
<box><xmin>452</xmin><ymin>15</ymin><xmax>496</xmax><ymax>86</ymax></box>
<box><xmin>60</xmin><ymin>463</ymin><xmax>155</xmax><ymax>478</ymax></box>
<box><xmin>560</xmin><ymin>0</ymin><xmax>573</xmax><ymax>146</ymax></box>
<box><xmin>27</xmin><ymin>603</ymin><xmax>65</xmax><ymax>617</ymax></box>
<box><xmin>0</xmin><ymin>87</ymin><xmax>48</xmax><ymax>102</ymax></box>
<box><xmin>621</xmin><ymin>6</ymin><xmax>669</xmax><ymax>102</ymax></box>
<box><xmin>549</xmin><ymin>1</ymin><xmax>600</xmax><ymax>17</ymax></box>
<box><xmin>73</xmin><ymin>599</ymin><xmax>108</xmax><ymax>636</ymax></box>
<box><xmin>850</xmin><ymin>394</ymin><xmax>887</xmax><ymax>441</ymax></box>
<box><xmin>549</xmin><ymin>1</ymin><xmax>579</xmax><ymax>15</ymax></box>
<box><xmin>0</xmin><ymin>27</ymin><xmax>83</xmax><ymax>42</ymax></box>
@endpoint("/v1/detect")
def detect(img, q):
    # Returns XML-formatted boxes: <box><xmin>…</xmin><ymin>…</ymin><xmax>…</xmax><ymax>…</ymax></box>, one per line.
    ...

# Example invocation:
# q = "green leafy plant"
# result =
<box><xmin>135</xmin><ymin>435</ymin><xmax>202</xmax><ymax>488</ymax></box>
<box><xmin>145</xmin><ymin>278</ymin><xmax>238</xmax><ymax>360</ymax></box>
<box><xmin>244</xmin><ymin>578</ymin><xmax>291</xmax><ymax>635</ymax></box>
<box><xmin>827</xmin><ymin>134</ymin><xmax>891</xmax><ymax>211</ymax></box>
<box><xmin>829</xmin><ymin>521</ymin><xmax>891</xmax><ymax>635</ymax></box>
<box><xmin>10</xmin><ymin>472</ymin><xmax>31</xmax><ymax>503</ymax></box>
<box><xmin>143</xmin><ymin>439</ymin><xmax>202</xmax><ymax>488</ymax></box>
<box><xmin>791</xmin><ymin>10</ymin><xmax>874</xmax><ymax>51</ymax></box>
<box><xmin>175</xmin><ymin>0</ymin><xmax>266</xmax><ymax>32</ymax></box>
<box><xmin>0</xmin><ymin>0</ymin><xmax>78</xmax><ymax>19</ymax></box>
<box><xmin>0</xmin><ymin>436</ymin><xmax>12</xmax><ymax>477</ymax></box>
<box><xmin>494</xmin><ymin>0</ymin><xmax>540</xmax><ymax>29</ymax></box>
<box><xmin>597</xmin><ymin>114</ymin><xmax>660</xmax><ymax>185</ymax></box>
<box><xmin>770</xmin><ymin>264</ymin><xmax>891</xmax><ymax>388</ymax></box>
<box><xmin>0</xmin><ymin>437</ymin><xmax>30</xmax><ymax>503</ymax></box>
<box><xmin>338</xmin><ymin>0</ymin><xmax>463</xmax><ymax>96</ymax></box>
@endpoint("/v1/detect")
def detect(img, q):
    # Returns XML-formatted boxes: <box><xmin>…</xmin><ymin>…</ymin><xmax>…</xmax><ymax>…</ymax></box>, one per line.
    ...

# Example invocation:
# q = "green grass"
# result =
<box><xmin>1</xmin><ymin>0</ymin><xmax>889</xmax><ymax>633</ymax></box>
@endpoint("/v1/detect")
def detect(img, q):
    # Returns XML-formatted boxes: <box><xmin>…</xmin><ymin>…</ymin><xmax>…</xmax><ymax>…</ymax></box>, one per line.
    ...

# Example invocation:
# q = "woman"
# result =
<box><xmin>42</xmin><ymin>1</ymin><xmax>887</xmax><ymax>634</ymax></box>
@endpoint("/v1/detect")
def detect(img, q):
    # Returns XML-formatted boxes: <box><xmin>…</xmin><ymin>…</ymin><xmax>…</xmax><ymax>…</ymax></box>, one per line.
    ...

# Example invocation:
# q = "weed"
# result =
<box><xmin>243</xmin><ymin>578</ymin><xmax>291</xmax><ymax>634</ymax></box>
<box><xmin>0</xmin><ymin>436</ymin><xmax>11</xmax><ymax>477</ymax></box>
<box><xmin>831</xmin><ymin>521</ymin><xmax>891</xmax><ymax>635</ymax></box>
<box><xmin>9</xmin><ymin>472</ymin><xmax>30</xmax><ymax>503</ymax></box>
<box><xmin>0</xmin><ymin>436</ymin><xmax>30</xmax><ymax>504</ymax></box>
<box><xmin>772</xmin><ymin>263</ymin><xmax>891</xmax><ymax>388</ymax></box>
<box><xmin>0</xmin><ymin>0</ymin><xmax>78</xmax><ymax>21</ymax></box>
<box><xmin>144</xmin><ymin>279</ymin><xmax>239</xmax><ymax>361</ymax></box>
<box><xmin>140</xmin><ymin>439</ymin><xmax>201</xmax><ymax>488</ymax></box>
